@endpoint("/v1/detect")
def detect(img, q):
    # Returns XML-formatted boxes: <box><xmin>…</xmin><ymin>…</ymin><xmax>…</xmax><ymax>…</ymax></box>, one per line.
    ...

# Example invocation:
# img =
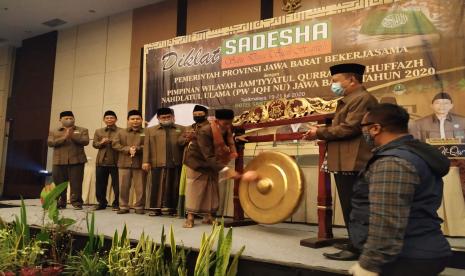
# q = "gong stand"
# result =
<box><xmin>229</xmin><ymin>113</ymin><xmax>346</xmax><ymax>247</ymax></box>
<box><xmin>299</xmin><ymin>141</ymin><xmax>349</xmax><ymax>248</ymax></box>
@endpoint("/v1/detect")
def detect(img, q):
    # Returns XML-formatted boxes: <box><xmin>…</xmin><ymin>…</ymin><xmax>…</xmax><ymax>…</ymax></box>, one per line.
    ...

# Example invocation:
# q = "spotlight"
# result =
<box><xmin>38</xmin><ymin>170</ymin><xmax>53</xmax><ymax>187</ymax></box>
<box><xmin>38</xmin><ymin>170</ymin><xmax>52</xmax><ymax>176</ymax></box>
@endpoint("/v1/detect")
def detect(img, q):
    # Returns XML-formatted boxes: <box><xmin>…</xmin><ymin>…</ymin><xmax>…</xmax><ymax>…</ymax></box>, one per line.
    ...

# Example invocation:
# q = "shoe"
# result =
<box><xmin>161</xmin><ymin>208</ymin><xmax>174</xmax><ymax>215</ymax></box>
<box><xmin>72</xmin><ymin>205</ymin><xmax>83</xmax><ymax>210</ymax></box>
<box><xmin>112</xmin><ymin>206</ymin><xmax>120</xmax><ymax>211</ymax></box>
<box><xmin>333</xmin><ymin>243</ymin><xmax>353</xmax><ymax>251</ymax></box>
<box><xmin>323</xmin><ymin>250</ymin><xmax>359</xmax><ymax>261</ymax></box>
<box><xmin>201</xmin><ymin>214</ymin><xmax>216</xmax><ymax>225</ymax></box>
<box><xmin>148</xmin><ymin>210</ymin><xmax>161</xmax><ymax>216</ymax></box>
<box><xmin>58</xmin><ymin>200</ymin><xmax>67</xmax><ymax>209</ymax></box>
<box><xmin>135</xmin><ymin>209</ymin><xmax>145</xmax><ymax>215</ymax></box>
<box><xmin>183</xmin><ymin>219</ymin><xmax>194</xmax><ymax>228</ymax></box>
<box><xmin>93</xmin><ymin>205</ymin><xmax>106</xmax><ymax>211</ymax></box>
<box><xmin>117</xmin><ymin>209</ymin><xmax>130</xmax><ymax>214</ymax></box>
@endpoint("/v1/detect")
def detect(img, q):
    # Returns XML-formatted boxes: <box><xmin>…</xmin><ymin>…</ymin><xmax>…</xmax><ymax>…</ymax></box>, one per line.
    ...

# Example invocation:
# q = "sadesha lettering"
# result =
<box><xmin>223</xmin><ymin>22</ymin><xmax>329</xmax><ymax>55</ymax></box>
<box><xmin>162</xmin><ymin>47</ymin><xmax>220</xmax><ymax>71</ymax></box>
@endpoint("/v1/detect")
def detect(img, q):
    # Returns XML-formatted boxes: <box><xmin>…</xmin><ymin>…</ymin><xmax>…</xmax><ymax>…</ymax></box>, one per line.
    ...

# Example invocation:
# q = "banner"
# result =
<box><xmin>144</xmin><ymin>0</ymin><xmax>465</xmax><ymax>126</ymax></box>
<box><xmin>143</xmin><ymin>0</ymin><xmax>465</xmax><ymax>233</ymax></box>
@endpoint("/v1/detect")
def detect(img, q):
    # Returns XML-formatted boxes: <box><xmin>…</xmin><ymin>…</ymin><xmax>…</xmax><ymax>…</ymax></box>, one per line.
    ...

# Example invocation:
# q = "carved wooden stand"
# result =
<box><xmin>226</xmin><ymin>113</ymin><xmax>348</xmax><ymax>247</ymax></box>
<box><xmin>299</xmin><ymin>140</ymin><xmax>348</xmax><ymax>248</ymax></box>
<box><xmin>223</xmin><ymin>141</ymin><xmax>256</xmax><ymax>227</ymax></box>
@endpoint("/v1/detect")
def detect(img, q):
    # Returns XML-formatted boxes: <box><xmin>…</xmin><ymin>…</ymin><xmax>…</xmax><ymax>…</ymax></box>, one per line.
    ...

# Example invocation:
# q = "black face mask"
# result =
<box><xmin>193</xmin><ymin>116</ymin><xmax>206</xmax><ymax>123</ymax></box>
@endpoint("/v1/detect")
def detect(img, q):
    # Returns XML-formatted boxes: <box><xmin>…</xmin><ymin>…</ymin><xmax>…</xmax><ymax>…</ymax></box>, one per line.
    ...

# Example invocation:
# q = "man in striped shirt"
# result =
<box><xmin>349</xmin><ymin>104</ymin><xmax>451</xmax><ymax>276</ymax></box>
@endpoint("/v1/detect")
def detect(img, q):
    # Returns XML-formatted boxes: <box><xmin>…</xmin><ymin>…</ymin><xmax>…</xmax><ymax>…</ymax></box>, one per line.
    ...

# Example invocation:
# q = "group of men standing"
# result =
<box><xmin>47</xmin><ymin>106</ymin><xmax>237</xmax><ymax>226</ymax></box>
<box><xmin>47</xmin><ymin>61</ymin><xmax>455</xmax><ymax>275</ymax></box>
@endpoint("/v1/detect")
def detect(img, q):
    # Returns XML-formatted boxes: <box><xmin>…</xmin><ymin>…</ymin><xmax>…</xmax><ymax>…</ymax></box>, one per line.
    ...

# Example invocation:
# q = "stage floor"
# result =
<box><xmin>0</xmin><ymin>199</ymin><xmax>464</xmax><ymax>275</ymax></box>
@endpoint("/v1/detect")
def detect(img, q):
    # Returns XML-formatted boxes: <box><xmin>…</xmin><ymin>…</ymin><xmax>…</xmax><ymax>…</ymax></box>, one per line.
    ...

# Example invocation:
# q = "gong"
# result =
<box><xmin>239</xmin><ymin>151</ymin><xmax>304</xmax><ymax>224</ymax></box>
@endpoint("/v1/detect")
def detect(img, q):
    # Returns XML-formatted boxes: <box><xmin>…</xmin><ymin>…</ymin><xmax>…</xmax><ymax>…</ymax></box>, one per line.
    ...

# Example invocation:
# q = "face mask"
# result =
<box><xmin>331</xmin><ymin>82</ymin><xmax>345</xmax><ymax>96</ymax></box>
<box><xmin>160</xmin><ymin>120</ymin><xmax>173</xmax><ymax>127</ymax></box>
<box><xmin>362</xmin><ymin>131</ymin><xmax>375</xmax><ymax>147</ymax></box>
<box><xmin>193</xmin><ymin>116</ymin><xmax>206</xmax><ymax>123</ymax></box>
<box><xmin>62</xmin><ymin>119</ymin><xmax>74</xmax><ymax>127</ymax></box>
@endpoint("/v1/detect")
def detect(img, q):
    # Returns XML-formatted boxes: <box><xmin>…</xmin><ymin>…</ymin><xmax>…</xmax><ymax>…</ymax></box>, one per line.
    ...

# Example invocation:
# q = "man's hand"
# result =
<box><xmin>302</xmin><ymin>126</ymin><xmax>318</xmax><ymax>140</ymax></box>
<box><xmin>235</xmin><ymin>134</ymin><xmax>248</xmax><ymax>142</ymax></box>
<box><xmin>65</xmin><ymin>128</ymin><xmax>73</xmax><ymax>139</ymax></box>
<box><xmin>142</xmin><ymin>163</ymin><xmax>151</xmax><ymax>172</ymax></box>
<box><xmin>229</xmin><ymin>152</ymin><xmax>238</xmax><ymax>160</ymax></box>
<box><xmin>220</xmin><ymin>167</ymin><xmax>241</xmax><ymax>180</ymax></box>
<box><xmin>129</xmin><ymin>146</ymin><xmax>137</xmax><ymax>157</ymax></box>
<box><xmin>349</xmin><ymin>263</ymin><xmax>378</xmax><ymax>276</ymax></box>
<box><xmin>242</xmin><ymin>170</ymin><xmax>259</xmax><ymax>182</ymax></box>
<box><xmin>184</xmin><ymin>130</ymin><xmax>195</xmax><ymax>141</ymax></box>
<box><xmin>100</xmin><ymin>137</ymin><xmax>110</xmax><ymax>145</ymax></box>
<box><xmin>228</xmin><ymin>169</ymin><xmax>241</xmax><ymax>180</ymax></box>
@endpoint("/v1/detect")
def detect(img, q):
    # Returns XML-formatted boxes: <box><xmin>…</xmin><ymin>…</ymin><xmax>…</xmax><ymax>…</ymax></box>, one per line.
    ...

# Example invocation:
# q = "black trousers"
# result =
<box><xmin>381</xmin><ymin>257</ymin><xmax>448</xmax><ymax>276</ymax></box>
<box><xmin>52</xmin><ymin>164</ymin><xmax>84</xmax><ymax>207</ymax></box>
<box><xmin>150</xmin><ymin>167</ymin><xmax>181</xmax><ymax>211</ymax></box>
<box><xmin>95</xmin><ymin>166</ymin><xmax>119</xmax><ymax>207</ymax></box>
<box><xmin>334</xmin><ymin>173</ymin><xmax>359</xmax><ymax>231</ymax></box>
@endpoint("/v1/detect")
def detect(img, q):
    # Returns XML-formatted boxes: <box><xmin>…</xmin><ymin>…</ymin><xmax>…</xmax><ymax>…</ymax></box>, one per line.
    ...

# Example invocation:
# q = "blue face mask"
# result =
<box><xmin>331</xmin><ymin>82</ymin><xmax>345</xmax><ymax>96</ymax></box>
<box><xmin>362</xmin><ymin>131</ymin><xmax>375</xmax><ymax>147</ymax></box>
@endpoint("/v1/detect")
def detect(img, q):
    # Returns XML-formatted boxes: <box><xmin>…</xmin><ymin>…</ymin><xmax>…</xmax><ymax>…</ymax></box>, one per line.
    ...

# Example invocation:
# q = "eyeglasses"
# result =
<box><xmin>360</xmin><ymin>122</ymin><xmax>376</xmax><ymax>127</ymax></box>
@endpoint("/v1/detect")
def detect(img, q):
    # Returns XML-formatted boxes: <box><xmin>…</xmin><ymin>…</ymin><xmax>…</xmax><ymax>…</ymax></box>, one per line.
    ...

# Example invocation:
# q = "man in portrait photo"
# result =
<box><xmin>411</xmin><ymin>92</ymin><xmax>465</xmax><ymax>141</ymax></box>
<box><xmin>410</xmin><ymin>92</ymin><xmax>465</xmax><ymax>200</ymax></box>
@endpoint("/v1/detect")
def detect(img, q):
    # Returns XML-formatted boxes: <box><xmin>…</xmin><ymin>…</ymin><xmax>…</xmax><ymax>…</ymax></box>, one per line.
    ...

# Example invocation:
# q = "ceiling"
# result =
<box><xmin>0</xmin><ymin>0</ymin><xmax>166</xmax><ymax>47</ymax></box>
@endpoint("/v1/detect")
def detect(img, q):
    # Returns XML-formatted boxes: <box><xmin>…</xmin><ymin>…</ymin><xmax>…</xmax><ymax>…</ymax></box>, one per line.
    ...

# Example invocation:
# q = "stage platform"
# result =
<box><xmin>0</xmin><ymin>199</ymin><xmax>464</xmax><ymax>276</ymax></box>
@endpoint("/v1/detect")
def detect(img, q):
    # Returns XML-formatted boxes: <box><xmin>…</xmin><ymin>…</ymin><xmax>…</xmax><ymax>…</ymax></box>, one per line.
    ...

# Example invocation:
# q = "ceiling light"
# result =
<box><xmin>42</xmin><ymin>18</ymin><xmax>67</xmax><ymax>28</ymax></box>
